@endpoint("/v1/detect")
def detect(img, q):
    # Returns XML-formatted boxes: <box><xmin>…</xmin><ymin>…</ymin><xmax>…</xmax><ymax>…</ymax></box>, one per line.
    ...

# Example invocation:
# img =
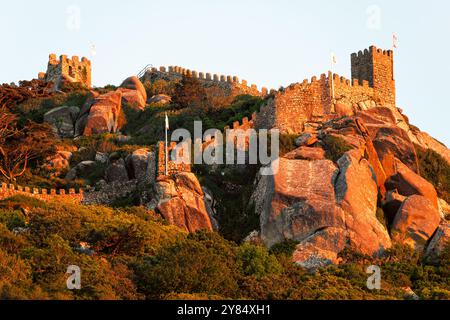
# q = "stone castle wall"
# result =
<box><xmin>142</xmin><ymin>66</ymin><xmax>276</xmax><ymax>107</ymax></box>
<box><xmin>0</xmin><ymin>183</ymin><xmax>84</xmax><ymax>203</ymax></box>
<box><xmin>256</xmin><ymin>46</ymin><xmax>396</xmax><ymax>134</ymax></box>
<box><xmin>40</xmin><ymin>54</ymin><xmax>92</xmax><ymax>88</ymax></box>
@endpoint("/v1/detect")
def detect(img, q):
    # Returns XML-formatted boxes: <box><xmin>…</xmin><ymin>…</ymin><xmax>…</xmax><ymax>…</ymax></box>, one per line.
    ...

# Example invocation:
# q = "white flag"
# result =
<box><xmin>331</xmin><ymin>52</ymin><xmax>337</xmax><ymax>65</ymax></box>
<box><xmin>165</xmin><ymin>113</ymin><xmax>169</xmax><ymax>130</ymax></box>
<box><xmin>393</xmin><ymin>33</ymin><xmax>399</xmax><ymax>49</ymax></box>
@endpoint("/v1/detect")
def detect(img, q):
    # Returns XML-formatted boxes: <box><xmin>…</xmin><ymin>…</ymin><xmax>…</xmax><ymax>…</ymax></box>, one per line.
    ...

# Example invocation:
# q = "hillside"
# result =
<box><xmin>0</xmin><ymin>46</ymin><xmax>449</xmax><ymax>300</ymax></box>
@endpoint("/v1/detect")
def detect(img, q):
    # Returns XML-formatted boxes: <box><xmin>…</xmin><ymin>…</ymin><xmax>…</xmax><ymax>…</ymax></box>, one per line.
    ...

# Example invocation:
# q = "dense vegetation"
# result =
<box><xmin>0</xmin><ymin>195</ymin><xmax>448</xmax><ymax>300</ymax></box>
<box><xmin>416</xmin><ymin>145</ymin><xmax>450</xmax><ymax>203</ymax></box>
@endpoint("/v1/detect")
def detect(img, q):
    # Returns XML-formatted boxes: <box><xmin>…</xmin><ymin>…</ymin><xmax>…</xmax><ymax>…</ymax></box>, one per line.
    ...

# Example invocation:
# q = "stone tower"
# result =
<box><xmin>40</xmin><ymin>54</ymin><xmax>92</xmax><ymax>88</ymax></box>
<box><xmin>351</xmin><ymin>46</ymin><xmax>395</xmax><ymax>107</ymax></box>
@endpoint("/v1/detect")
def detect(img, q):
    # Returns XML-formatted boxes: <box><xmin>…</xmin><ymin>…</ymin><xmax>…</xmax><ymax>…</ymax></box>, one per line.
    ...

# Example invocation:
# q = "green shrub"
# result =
<box><xmin>237</xmin><ymin>243</ymin><xmax>282</xmax><ymax>278</ymax></box>
<box><xmin>323</xmin><ymin>135</ymin><xmax>353</xmax><ymax>162</ymax></box>
<box><xmin>415</xmin><ymin>146</ymin><xmax>450</xmax><ymax>203</ymax></box>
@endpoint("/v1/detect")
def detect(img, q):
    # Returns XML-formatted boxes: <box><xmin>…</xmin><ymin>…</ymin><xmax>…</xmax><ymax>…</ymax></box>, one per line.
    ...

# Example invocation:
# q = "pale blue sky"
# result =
<box><xmin>1</xmin><ymin>0</ymin><xmax>449</xmax><ymax>145</ymax></box>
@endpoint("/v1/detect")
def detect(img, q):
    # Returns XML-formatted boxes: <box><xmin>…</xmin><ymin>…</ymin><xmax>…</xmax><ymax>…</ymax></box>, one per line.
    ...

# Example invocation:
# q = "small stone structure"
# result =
<box><xmin>156</xmin><ymin>141</ymin><xmax>192</xmax><ymax>177</ymax></box>
<box><xmin>39</xmin><ymin>54</ymin><xmax>92</xmax><ymax>88</ymax></box>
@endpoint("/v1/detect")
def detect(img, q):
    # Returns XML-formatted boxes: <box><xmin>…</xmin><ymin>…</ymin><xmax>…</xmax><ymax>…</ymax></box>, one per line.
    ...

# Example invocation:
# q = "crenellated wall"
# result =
<box><xmin>41</xmin><ymin>54</ymin><xmax>92</xmax><ymax>88</ymax></box>
<box><xmin>142</xmin><ymin>66</ymin><xmax>274</xmax><ymax>107</ymax></box>
<box><xmin>0</xmin><ymin>183</ymin><xmax>84</xmax><ymax>203</ymax></box>
<box><xmin>351</xmin><ymin>46</ymin><xmax>395</xmax><ymax>107</ymax></box>
<box><xmin>256</xmin><ymin>46</ymin><xmax>396</xmax><ymax>134</ymax></box>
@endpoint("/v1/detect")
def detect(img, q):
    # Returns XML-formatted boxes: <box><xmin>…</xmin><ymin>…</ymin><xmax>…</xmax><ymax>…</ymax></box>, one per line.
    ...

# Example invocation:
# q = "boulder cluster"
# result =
<box><xmin>251</xmin><ymin>106</ymin><xmax>450</xmax><ymax>269</ymax></box>
<box><xmin>44</xmin><ymin>76</ymin><xmax>148</xmax><ymax>138</ymax></box>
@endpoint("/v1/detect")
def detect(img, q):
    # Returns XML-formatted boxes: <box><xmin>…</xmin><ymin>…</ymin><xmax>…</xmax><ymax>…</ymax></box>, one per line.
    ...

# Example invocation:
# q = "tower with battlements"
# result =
<box><xmin>39</xmin><ymin>54</ymin><xmax>92</xmax><ymax>88</ymax></box>
<box><xmin>255</xmin><ymin>45</ymin><xmax>397</xmax><ymax>134</ymax></box>
<box><xmin>351</xmin><ymin>46</ymin><xmax>395</xmax><ymax>107</ymax></box>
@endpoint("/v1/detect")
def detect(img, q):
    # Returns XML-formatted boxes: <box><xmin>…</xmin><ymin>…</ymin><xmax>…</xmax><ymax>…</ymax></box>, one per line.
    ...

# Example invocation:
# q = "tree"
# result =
<box><xmin>172</xmin><ymin>74</ymin><xmax>208</xmax><ymax>110</ymax></box>
<box><xmin>0</xmin><ymin>106</ymin><xmax>55</xmax><ymax>182</ymax></box>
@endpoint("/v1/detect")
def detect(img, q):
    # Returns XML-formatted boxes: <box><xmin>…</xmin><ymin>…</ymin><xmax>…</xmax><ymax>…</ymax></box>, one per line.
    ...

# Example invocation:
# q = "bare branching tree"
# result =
<box><xmin>0</xmin><ymin>105</ymin><xmax>55</xmax><ymax>182</ymax></box>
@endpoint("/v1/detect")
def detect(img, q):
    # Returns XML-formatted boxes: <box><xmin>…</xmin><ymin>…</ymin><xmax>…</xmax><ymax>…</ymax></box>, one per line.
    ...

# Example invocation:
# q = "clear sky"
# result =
<box><xmin>1</xmin><ymin>0</ymin><xmax>449</xmax><ymax>145</ymax></box>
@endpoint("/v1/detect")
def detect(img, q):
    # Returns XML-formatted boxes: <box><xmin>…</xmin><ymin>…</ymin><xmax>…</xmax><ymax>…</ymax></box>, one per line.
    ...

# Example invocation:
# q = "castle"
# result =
<box><xmin>142</xmin><ymin>45</ymin><xmax>395</xmax><ymax>135</ymax></box>
<box><xmin>39</xmin><ymin>54</ymin><xmax>92</xmax><ymax>88</ymax></box>
<box><xmin>256</xmin><ymin>45</ymin><xmax>396</xmax><ymax>134</ymax></box>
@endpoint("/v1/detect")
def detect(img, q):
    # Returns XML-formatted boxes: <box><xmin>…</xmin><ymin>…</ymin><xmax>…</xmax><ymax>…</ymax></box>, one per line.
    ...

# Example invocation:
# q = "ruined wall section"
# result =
<box><xmin>156</xmin><ymin>141</ymin><xmax>192</xmax><ymax>177</ymax></box>
<box><xmin>255</xmin><ymin>72</ymin><xmax>378</xmax><ymax>134</ymax></box>
<box><xmin>41</xmin><ymin>54</ymin><xmax>92</xmax><ymax>88</ymax></box>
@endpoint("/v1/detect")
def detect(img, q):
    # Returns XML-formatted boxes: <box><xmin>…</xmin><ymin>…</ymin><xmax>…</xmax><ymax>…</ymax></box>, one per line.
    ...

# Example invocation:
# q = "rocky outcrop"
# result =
<box><xmin>44</xmin><ymin>106</ymin><xmax>80</xmax><ymax>138</ymax></box>
<box><xmin>105</xmin><ymin>158</ymin><xmax>129</xmax><ymax>183</ymax></box>
<box><xmin>65</xmin><ymin>160</ymin><xmax>97</xmax><ymax>181</ymax></box>
<box><xmin>284</xmin><ymin>146</ymin><xmax>325</xmax><ymax>160</ymax></box>
<box><xmin>74</xmin><ymin>91</ymin><xmax>99</xmax><ymax>136</ymax></box>
<box><xmin>253</xmin><ymin>148</ymin><xmax>392</xmax><ymax>267</ymax></box>
<box><xmin>149</xmin><ymin>173</ymin><xmax>213</xmax><ymax>233</ymax></box>
<box><xmin>409</xmin><ymin>129</ymin><xmax>450</xmax><ymax>165</ymax></box>
<box><xmin>117</xmin><ymin>76</ymin><xmax>147</xmax><ymax>110</ymax></box>
<box><xmin>295</xmin><ymin>133</ymin><xmax>318</xmax><ymax>147</ymax></box>
<box><xmin>386</xmin><ymin>158</ymin><xmax>438</xmax><ymax>209</ymax></box>
<box><xmin>335</xmin><ymin>150</ymin><xmax>392</xmax><ymax>255</ymax></box>
<box><xmin>83</xmin><ymin>91</ymin><xmax>123</xmax><ymax>136</ymax></box>
<box><xmin>391</xmin><ymin>195</ymin><xmax>441</xmax><ymax>251</ymax></box>
<box><xmin>425</xmin><ymin>222</ymin><xmax>450</xmax><ymax>259</ymax></box>
<box><xmin>292</xmin><ymin>227</ymin><xmax>347</xmax><ymax>270</ymax></box>
<box><xmin>356</xmin><ymin>107</ymin><xmax>419</xmax><ymax>173</ymax></box>
<box><xmin>255</xmin><ymin>158</ymin><xmax>342</xmax><ymax>248</ymax></box>
<box><xmin>126</xmin><ymin>148</ymin><xmax>156</xmax><ymax>185</ymax></box>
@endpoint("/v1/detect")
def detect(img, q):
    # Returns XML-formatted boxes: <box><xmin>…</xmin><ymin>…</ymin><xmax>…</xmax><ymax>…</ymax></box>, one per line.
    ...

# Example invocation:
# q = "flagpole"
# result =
<box><xmin>331</xmin><ymin>53</ymin><xmax>335</xmax><ymax>103</ymax></box>
<box><xmin>165</xmin><ymin>113</ymin><xmax>168</xmax><ymax>176</ymax></box>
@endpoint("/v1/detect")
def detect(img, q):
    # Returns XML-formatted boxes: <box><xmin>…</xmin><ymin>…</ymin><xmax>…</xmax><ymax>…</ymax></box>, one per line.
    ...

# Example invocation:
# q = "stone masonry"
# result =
<box><xmin>0</xmin><ymin>183</ymin><xmax>84</xmax><ymax>203</ymax></box>
<box><xmin>39</xmin><ymin>54</ymin><xmax>92</xmax><ymax>88</ymax></box>
<box><xmin>256</xmin><ymin>46</ymin><xmax>396</xmax><ymax>134</ymax></box>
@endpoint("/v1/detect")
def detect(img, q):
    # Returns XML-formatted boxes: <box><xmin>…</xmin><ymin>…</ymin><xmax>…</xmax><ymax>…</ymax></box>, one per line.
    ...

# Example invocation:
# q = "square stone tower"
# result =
<box><xmin>41</xmin><ymin>54</ymin><xmax>92</xmax><ymax>88</ymax></box>
<box><xmin>351</xmin><ymin>46</ymin><xmax>395</xmax><ymax>107</ymax></box>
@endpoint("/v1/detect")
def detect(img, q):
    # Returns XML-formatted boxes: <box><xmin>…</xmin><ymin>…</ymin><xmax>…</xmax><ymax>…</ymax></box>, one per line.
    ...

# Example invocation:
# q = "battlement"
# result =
<box><xmin>351</xmin><ymin>45</ymin><xmax>395</xmax><ymax>106</ymax></box>
<box><xmin>224</xmin><ymin>112</ymin><xmax>257</xmax><ymax>132</ymax></box>
<box><xmin>145</xmin><ymin>65</ymin><xmax>272</xmax><ymax>97</ymax></box>
<box><xmin>255</xmin><ymin>45</ymin><xmax>396</xmax><ymax>134</ymax></box>
<box><xmin>0</xmin><ymin>183</ymin><xmax>84</xmax><ymax>203</ymax></box>
<box><xmin>41</xmin><ymin>53</ymin><xmax>92</xmax><ymax>88</ymax></box>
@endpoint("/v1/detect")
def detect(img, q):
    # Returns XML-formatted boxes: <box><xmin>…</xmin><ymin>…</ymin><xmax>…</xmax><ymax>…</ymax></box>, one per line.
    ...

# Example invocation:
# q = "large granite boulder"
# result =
<box><xmin>150</xmin><ymin>172</ymin><xmax>213</xmax><ymax>233</ymax></box>
<box><xmin>254</xmin><ymin>158</ymin><xmax>343</xmax><ymax>248</ymax></box>
<box><xmin>117</xmin><ymin>76</ymin><xmax>147</xmax><ymax>111</ymax></box>
<box><xmin>335</xmin><ymin>150</ymin><xmax>392</xmax><ymax>255</ymax></box>
<box><xmin>105</xmin><ymin>158</ymin><xmax>129</xmax><ymax>183</ymax></box>
<box><xmin>391</xmin><ymin>195</ymin><xmax>441</xmax><ymax>251</ymax></box>
<box><xmin>74</xmin><ymin>91</ymin><xmax>99</xmax><ymax>136</ymax></box>
<box><xmin>283</xmin><ymin>146</ymin><xmax>325</xmax><ymax>160</ymax></box>
<box><xmin>44</xmin><ymin>106</ymin><xmax>80</xmax><ymax>138</ymax></box>
<box><xmin>408</xmin><ymin>129</ymin><xmax>450</xmax><ymax>165</ymax></box>
<box><xmin>126</xmin><ymin>148</ymin><xmax>156</xmax><ymax>185</ymax></box>
<box><xmin>253</xmin><ymin>150</ymin><xmax>392</xmax><ymax>268</ymax></box>
<box><xmin>425</xmin><ymin>222</ymin><xmax>450</xmax><ymax>259</ymax></box>
<box><xmin>386</xmin><ymin>158</ymin><xmax>438</xmax><ymax>209</ymax></box>
<box><xmin>65</xmin><ymin>161</ymin><xmax>97</xmax><ymax>181</ymax></box>
<box><xmin>292</xmin><ymin>227</ymin><xmax>347</xmax><ymax>270</ymax></box>
<box><xmin>356</xmin><ymin>107</ymin><xmax>419</xmax><ymax>173</ymax></box>
<box><xmin>83</xmin><ymin>91</ymin><xmax>123</xmax><ymax>136</ymax></box>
